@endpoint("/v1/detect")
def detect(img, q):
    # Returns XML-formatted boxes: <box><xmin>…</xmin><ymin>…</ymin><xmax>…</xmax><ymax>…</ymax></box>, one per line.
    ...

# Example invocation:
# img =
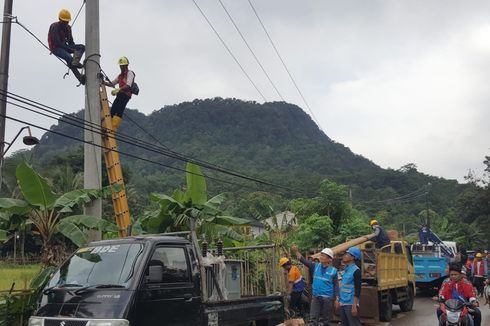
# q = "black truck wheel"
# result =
<box><xmin>399</xmin><ymin>286</ymin><xmax>414</xmax><ymax>312</ymax></box>
<box><xmin>378</xmin><ymin>291</ymin><xmax>393</xmax><ymax>322</ymax></box>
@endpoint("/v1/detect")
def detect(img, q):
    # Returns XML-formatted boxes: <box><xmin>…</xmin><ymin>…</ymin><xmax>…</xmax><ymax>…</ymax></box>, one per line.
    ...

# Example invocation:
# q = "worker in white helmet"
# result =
<box><xmin>292</xmin><ymin>245</ymin><xmax>338</xmax><ymax>326</ymax></box>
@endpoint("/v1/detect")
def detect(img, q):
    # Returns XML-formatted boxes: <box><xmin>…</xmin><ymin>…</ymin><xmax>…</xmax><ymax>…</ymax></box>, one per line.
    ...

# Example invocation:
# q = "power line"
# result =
<box><xmin>355</xmin><ymin>185</ymin><xmax>429</xmax><ymax>204</ymax></box>
<box><xmin>0</xmin><ymin>90</ymin><xmax>307</xmax><ymax>195</ymax></box>
<box><xmin>190</xmin><ymin>0</ymin><xmax>267</xmax><ymax>102</ymax></box>
<box><xmin>246</xmin><ymin>0</ymin><xmax>319</xmax><ymax>124</ymax></box>
<box><xmin>123</xmin><ymin>112</ymin><xmax>171</xmax><ymax>151</ymax></box>
<box><xmin>0</xmin><ymin>110</ymin><xmax>308</xmax><ymax>196</ymax></box>
<box><xmin>2</xmin><ymin>92</ymin><xmax>429</xmax><ymax>204</ymax></box>
<box><xmin>70</xmin><ymin>1</ymin><xmax>86</xmax><ymax>28</ymax></box>
<box><xmin>217</xmin><ymin>0</ymin><xmax>284</xmax><ymax>101</ymax></box>
<box><xmin>244</xmin><ymin>0</ymin><xmax>355</xmax><ymax>171</ymax></box>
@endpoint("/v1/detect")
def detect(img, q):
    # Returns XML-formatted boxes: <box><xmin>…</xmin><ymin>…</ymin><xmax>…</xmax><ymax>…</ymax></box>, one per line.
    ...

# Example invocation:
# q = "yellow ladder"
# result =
<box><xmin>99</xmin><ymin>85</ymin><xmax>131</xmax><ymax>237</ymax></box>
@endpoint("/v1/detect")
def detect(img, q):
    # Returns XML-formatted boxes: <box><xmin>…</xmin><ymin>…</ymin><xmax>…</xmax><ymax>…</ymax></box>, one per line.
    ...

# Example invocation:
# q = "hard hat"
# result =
<box><xmin>321</xmin><ymin>248</ymin><xmax>334</xmax><ymax>258</ymax></box>
<box><xmin>58</xmin><ymin>9</ymin><xmax>72</xmax><ymax>22</ymax></box>
<box><xmin>370</xmin><ymin>219</ymin><xmax>378</xmax><ymax>226</ymax></box>
<box><xmin>346</xmin><ymin>247</ymin><xmax>362</xmax><ymax>260</ymax></box>
<box><xmin>118</xmin><ymin>56</ymin><xmax>129</xmax><ymax>66</ymax></box>
<box><xmin>476</xmin><ymin>253</ymin><xmax>483</xmax><ymax>258</ymax></box>
<box><xmin>279</xmin><ymin>257</ymin><xmax>290</xmax><ymax>266</ymax></box>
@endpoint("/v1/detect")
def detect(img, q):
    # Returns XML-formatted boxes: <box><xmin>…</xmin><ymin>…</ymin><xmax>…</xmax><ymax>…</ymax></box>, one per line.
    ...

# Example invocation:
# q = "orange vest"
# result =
<box><xmin>117</xmin><ymin>70</ymin><xmax>132</xmax><ymax>97</ymax></box>
<box><xmin>473</xmin><ymin>260</ymin><xmax>487</xmax><ymax>276</ymax></box>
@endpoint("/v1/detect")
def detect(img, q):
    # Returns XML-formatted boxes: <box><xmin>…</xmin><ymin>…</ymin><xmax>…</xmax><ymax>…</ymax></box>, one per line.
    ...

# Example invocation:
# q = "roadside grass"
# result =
<box><xmin>0</xmin><ymin>264</ymin><xmax>42</xmax><ymax>291</ymax></box>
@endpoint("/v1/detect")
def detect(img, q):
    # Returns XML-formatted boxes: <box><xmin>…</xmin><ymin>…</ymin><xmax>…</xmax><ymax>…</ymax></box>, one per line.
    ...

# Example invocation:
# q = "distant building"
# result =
<box><xmin>263</xmin><ymin>211</ymin><xmax>297</xmax><ymax>231</ymax></box>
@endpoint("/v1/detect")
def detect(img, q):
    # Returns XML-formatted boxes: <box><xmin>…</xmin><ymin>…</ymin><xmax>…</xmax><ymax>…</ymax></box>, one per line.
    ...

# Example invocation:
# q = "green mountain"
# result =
<box><xmin>28</xmin><ymin>97</ymin><xmax>464</xmax><ymax>215</ymax></box>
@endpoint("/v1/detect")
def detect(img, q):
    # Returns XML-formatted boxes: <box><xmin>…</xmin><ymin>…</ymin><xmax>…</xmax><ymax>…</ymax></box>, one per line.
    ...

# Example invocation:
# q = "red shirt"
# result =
<box><xmin>438</xmin><ymin>277</ymin><xmax>476</xmax><ymax>302</ymax></box>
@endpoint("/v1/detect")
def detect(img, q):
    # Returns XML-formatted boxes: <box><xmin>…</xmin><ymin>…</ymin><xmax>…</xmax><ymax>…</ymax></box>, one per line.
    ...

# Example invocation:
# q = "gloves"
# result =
<box><xmin>111</xmin><ymin>88</ymin><xmax>120</xmax><ymax>96</ymax></box>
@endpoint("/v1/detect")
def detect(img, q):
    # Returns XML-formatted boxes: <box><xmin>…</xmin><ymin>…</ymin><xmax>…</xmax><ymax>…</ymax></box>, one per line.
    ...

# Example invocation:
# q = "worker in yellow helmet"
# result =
<box><xmin>104</xmin><ymin>57</ymin><xmax>137</xmax><ymax>131</ymax></box>
<box><xmin>279</xmin><ymin>257</ymin><xmax>306</xmax><ymax>317</ymax></box>
<box><xmin>48</xmin><ymin>9</ymin><xmax>86</xmax><ymax>84</ymax></box>
<box><xmin>368</xmin><ymin>219</ymin><xmax>390</xmax><ymax>248</ymax></box>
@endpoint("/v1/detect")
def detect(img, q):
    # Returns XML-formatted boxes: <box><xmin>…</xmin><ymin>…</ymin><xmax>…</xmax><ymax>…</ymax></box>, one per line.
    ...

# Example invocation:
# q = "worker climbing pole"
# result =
<box><xmin>99</xmin><ymin>82</ymin><xmax>132</xmax><ymax>237</ymax></box>
<box><xmin>47</xmin><ymin>9</ymin><xmax>86</xmax><ymax>85</ymax></box>
<box><xmin>103</xmin><ymin>56</ymin><xmax>138</xmax><ymax>131</ymax></box>
<box><xmin>97</xmin><ymin>57</ymin><xmax>138</xmax><ymax>235</ymax></box>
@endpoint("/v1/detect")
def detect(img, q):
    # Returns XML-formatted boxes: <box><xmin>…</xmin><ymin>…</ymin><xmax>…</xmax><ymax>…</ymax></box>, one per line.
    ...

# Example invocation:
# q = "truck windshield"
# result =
<box><xmin>48</xmin><ymin>243</ymin><xmax>144</xmax><ymax>289</ymax></box>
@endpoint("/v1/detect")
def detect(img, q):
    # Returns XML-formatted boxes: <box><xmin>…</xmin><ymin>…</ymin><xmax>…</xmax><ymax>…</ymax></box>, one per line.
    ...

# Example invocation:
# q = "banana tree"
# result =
<box><xmin>0</xmin><ymin>162</ymin><xmax>117</xmax><ymax>266</ymax></box>
<box><xmin>142</xmin><ymin>163</ymin><xmax>249</xmax><ymax>243</ymax></box>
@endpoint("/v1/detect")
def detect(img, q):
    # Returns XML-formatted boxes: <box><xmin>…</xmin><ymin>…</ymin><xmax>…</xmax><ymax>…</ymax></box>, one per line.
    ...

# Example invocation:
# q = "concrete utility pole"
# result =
<box><xmin>84</xmin><ymin>0</ymin><xmax>102</xmax><ymax>240</ymax></box>
<box><xmin>0</xmin><ymin>0</ymin><xmax>14</xmax><ymax>194</ymax></box>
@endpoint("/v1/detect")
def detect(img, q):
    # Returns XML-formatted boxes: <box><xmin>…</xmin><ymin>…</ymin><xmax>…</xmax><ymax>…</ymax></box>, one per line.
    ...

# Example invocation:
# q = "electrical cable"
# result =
<box><xmin>10</xmin><ymin>15</ymin><xmax>88</xmax><ymax>84</ymax></box>
<box><xmin>4</xmin><ymin>91</ymin><xmax>428</xmax><ymax>203</ymax></box>
<box><xmin>70</xmin><ymin>1</ymin><xmax>86</xmax><ymax>28</ymax></box>
<box><xmin>123</xmin><ymin>112</ymin><xmax>171</xmax><ymax>151</ymax></box>
<box><xmin>246</xmin><ymin>0</ymin><xmax>354</xmax><ymax>172</ymax></box>
<box><xmin>2</xmin><ymin>90</ymin><xmax>297</xmax><ymax>192</ymax></box>
<box><xmin>190</xmin><ymin>0</ymin><xmax>267</xmax><ymax>102</ymax></box>
<box><xmin>9</xmin><ymin>16</ymin><xmax>68</xmax><ymax>68</ymax></box>
<box><xmin>0</xmin><ymin>110</ymin><xmax>308</xmax><ymax>196</ymax></box>
<box><xmin>217</xmin><ymin>0</ymin><xmax>284</xmax><ymax>101</ymax></box>
<box><xmin>0</xmin><ymin>91</ymin><xmax>307</xmax><ymax>195</ymax></box>
<box><xmin>374</xmin><ymin>186</ymin><xmax>428</xmax><ymax>203</ymax></box>
<box><xmin>247</xmin><ymin>0</ymin><xmax>318</xmax><ymax>123</ymax></box>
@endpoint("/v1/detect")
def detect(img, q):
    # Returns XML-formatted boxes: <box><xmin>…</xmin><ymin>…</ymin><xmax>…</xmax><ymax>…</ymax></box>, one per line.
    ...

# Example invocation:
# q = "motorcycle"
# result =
<box><xmin>438</xmin><ymin>297</ymin><xmax>475</xmax><ymax>326</ymax></box>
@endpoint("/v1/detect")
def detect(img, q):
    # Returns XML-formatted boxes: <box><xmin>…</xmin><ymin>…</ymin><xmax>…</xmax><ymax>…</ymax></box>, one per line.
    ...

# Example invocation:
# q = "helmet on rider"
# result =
<box><xmin>346</xmin><ymin>247</ymin><xmax>361</xmax><ymax>260</ymax></box>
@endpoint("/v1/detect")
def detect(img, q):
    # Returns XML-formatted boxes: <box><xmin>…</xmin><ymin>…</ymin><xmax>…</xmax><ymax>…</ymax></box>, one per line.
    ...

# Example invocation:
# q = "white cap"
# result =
<box><xmin>321</xmin><ymin>248</ymin><xmax>334</xmax><ymax>258</ymax></box>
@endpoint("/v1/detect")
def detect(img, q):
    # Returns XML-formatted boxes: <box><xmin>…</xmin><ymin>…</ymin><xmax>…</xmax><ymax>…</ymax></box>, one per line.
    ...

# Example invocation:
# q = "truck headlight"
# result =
<box><xmin>89</xmin><ymin>320</ymin><xmax>129</xmax><ymax>326</ymax></box>
<box><xmin>28</xmin><ymin>317</ymin><xmax>44</xmax><ymax>326</ymax></box>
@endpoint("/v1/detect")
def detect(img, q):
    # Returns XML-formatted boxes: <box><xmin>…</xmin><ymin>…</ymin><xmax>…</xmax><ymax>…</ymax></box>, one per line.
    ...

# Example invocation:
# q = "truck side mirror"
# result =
<box><xmin>146</xmin><ymin>265</ymin><xmax>163</xmax><ymax>283</ymax></box>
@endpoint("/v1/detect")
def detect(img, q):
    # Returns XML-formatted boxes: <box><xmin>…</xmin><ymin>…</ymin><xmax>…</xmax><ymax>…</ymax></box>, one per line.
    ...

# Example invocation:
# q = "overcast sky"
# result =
<box><xmin>2</xmin><ymin>0</ymin><xmax>490</xmax><ymax>182</ymax></box>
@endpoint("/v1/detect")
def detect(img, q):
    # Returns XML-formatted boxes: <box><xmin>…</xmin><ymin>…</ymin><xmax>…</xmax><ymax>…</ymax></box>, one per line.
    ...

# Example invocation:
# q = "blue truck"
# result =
<box><xmin>411</xmin><ymin>226</ymin><xmax>457</xmax><ymax>292</ymax></box>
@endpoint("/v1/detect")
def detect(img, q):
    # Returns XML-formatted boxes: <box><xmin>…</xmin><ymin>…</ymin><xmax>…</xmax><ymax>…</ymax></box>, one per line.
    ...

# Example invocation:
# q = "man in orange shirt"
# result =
<box><xmin>279</xmin><ymin>257</ymin><xmax>306</xmax><ymax>316</ymax></box>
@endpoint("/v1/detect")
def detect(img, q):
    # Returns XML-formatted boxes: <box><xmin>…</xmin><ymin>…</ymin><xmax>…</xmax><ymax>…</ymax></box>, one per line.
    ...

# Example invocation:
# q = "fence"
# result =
<box><xmin>0</xmin><ymin>257</ymin><xmax>41</xmax><ymax>265</ymax></box>
<box><xmin>221</xmin><ymin>244</ymin><xmax>285</xmax><ymax>297</ymax></box>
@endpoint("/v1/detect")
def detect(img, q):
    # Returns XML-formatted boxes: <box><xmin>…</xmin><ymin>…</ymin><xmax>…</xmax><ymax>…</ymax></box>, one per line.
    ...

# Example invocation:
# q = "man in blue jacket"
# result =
<box><xmin>336</xmin><ymin>247</ymin><xmax>362</xmax><ymax>326</ymax></box>
<box><xmin>292</xmin><ymin>245</ymin><xmax>338</xmax><ymax>326</ymax></box>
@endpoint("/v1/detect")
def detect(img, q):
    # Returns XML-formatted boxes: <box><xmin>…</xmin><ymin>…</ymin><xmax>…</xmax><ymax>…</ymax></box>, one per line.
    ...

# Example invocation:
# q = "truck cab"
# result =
<box><xmin>411</xmin><ymin>241</ymin><xmax>455</xmax><ymax>291</ymax></box>
<box><xmin>29</xmin><ymin>235</ymin><xmax>284</xmax><ymax>326</ymax></box>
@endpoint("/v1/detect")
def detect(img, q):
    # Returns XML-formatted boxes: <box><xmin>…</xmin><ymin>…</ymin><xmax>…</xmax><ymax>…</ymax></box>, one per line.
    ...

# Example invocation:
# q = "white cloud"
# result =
<box><xmin>319</xmin><ymin>27</ymin><xmax>490</xmax><ymax>180</ymax></box>
<box><xmin>2</xmin><ymin>0</ymin><xmax>489</xmax><ymax>182</ymax></box>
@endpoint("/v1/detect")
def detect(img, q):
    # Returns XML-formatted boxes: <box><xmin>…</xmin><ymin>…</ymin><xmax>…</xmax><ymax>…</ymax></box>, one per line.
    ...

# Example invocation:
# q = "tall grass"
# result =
<box><xmin>0</xmin><ymin>265</ymin><xmax>41</xmax><ymax>291</ymax></box>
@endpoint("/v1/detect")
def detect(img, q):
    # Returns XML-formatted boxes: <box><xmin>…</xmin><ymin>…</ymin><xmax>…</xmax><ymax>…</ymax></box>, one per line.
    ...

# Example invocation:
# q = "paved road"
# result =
<box><xmin>327</xmin><ymin>294</ymin><xmax>490</xmax><ymax>325</ymax></box>
<box><xmin>378</xmin><ymin>295</ymin><xmax>490</xmax><ymax>326</ymax></box>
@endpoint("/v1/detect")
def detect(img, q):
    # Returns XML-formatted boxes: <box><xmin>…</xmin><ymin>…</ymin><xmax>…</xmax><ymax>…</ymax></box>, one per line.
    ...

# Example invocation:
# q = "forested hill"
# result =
<box><xmin>31</xmin><ymin>97</ymin><xmax>463</xmax><ymax>213</ymax></box>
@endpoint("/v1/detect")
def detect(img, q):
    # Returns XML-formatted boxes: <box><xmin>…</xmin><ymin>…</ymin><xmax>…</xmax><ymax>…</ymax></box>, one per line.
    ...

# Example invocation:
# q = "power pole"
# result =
<box><xmin>425</xmin><ymin>182</ymin><xmax>431</xmax><ymax>227</ymax></box>
<box><xmin>84</xmin><ymin>0</ymin><xmax>102</xmax><ymax>241</ymax></box>
<box><xmin>0</xmin><ymin>0</ymin><xmax>14</xmax><ymax>194</ymax></box>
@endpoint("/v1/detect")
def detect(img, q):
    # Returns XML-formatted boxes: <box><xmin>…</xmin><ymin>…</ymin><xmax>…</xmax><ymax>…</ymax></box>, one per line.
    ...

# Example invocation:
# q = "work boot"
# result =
<box><xmin>112</xmin><ymin>116</ymin><xmax>122</xmax><ymax>132</ymax></box>
<box><xmin>70</xmin><ymin>68</ymin><xmax>85</xmax><ymax>85</ymax></box>
<box><xmin>72</xmin><ymin>50</ymin><xmax>83</xmax><ymax>69</ymax></box>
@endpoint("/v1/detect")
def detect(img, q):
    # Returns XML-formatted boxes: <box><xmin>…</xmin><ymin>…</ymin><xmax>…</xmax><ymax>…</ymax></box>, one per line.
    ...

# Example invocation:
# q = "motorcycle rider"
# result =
<box><xmin>437</xmin><ymin>262</ymin><xmax>481</xmax><ymax>326</ymax></box>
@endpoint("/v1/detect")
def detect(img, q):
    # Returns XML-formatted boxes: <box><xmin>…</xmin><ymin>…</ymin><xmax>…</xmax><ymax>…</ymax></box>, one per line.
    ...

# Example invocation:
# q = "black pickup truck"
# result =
<box><xmin>28</xmin><ymin>235</ymin><xmax>284</xmax><ymax>326</ymax></box>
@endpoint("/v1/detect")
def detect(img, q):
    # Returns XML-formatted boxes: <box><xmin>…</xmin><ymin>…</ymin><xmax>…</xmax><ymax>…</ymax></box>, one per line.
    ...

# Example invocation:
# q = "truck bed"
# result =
<box><xmin>203</xmin><ymin>295</ymin><xmax>284</xmax><ymax>326</ymax></box>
